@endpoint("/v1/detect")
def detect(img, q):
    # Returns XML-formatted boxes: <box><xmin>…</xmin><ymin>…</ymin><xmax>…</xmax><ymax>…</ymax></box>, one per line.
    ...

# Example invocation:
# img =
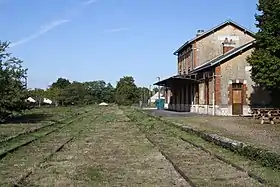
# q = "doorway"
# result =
<box><xmin>232</xmin><ymin>83</ymin><xmax>243</xmax><ymax>115</ymax></box>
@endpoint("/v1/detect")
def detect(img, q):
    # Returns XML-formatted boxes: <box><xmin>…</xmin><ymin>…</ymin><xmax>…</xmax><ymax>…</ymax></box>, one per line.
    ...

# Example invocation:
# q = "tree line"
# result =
<box><xmin>28</xmin><ymin>77</ymin><xmax>162</xmax><ymax>107</ymax></box>
<box><xmin>0</xmin><ymin>41</ymin><xmax>160</xmax><ymax>121</ymax></box>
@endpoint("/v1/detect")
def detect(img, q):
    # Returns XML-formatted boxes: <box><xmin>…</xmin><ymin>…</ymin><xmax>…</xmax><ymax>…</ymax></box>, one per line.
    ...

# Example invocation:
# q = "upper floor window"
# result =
<box><xmin>232</xmin><ymin>83</ymin><xmax>243</xmax><ymax>89</ymax></box>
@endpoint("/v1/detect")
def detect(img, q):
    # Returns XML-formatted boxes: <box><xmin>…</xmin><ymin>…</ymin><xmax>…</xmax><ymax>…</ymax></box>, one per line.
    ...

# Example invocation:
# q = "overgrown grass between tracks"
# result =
<box><xmin>126</xmin><ymin>108</ymin><xmax>280</xmax><ymax>187</ymax></box>
<box><xmin>0</xmin><ymin>106</ymin><xmax>93</xmax><ymax>159</ymax></box>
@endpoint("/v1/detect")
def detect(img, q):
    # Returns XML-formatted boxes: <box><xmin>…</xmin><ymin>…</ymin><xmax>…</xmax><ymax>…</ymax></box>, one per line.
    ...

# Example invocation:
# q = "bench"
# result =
<box><xmin>250</xmin><ymin>108</ymin><xmax>280</xmax><ymax>124</ymax></box>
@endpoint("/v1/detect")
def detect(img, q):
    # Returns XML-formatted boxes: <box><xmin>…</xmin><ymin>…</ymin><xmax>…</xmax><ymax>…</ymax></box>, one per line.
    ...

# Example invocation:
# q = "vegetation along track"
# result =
<box><xmin>12</xmin><ymin>136</ymin><xmax>76</xmax><ymax>187</ymax></box>
<box><xmin>0</xmin><ymin>108</ymin><xmax>87</xmax><ymax>144</ymax></box>
<box><xmin>0</xmin><ymin>109</ymin><xmax>99</xmax><ymax>187</ymax></box>
<box><xmin>0</xmin><ymin>107</ymin><xmax>93</xmax><ymax>160</ymax></box>
<box><xmin>124</xmin><ymin>108</ymin><xmax>268</xmax><ymax>187</ymax></box>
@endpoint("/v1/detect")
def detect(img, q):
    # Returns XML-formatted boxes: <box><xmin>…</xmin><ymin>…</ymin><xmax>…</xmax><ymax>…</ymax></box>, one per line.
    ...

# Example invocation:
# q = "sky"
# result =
<box><xmin>1</xmin><ymin>0</ymin><xmax>258</xmax><ymax>89</ymax></box>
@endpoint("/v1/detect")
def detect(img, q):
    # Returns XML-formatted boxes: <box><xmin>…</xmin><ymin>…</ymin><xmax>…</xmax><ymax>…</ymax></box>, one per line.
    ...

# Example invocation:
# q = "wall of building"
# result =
<box><xmin>209</xmin><ymin>78</ymin><xmax>216</xmax><ymax>105</ymax></box>
<box><xmin>198</xmin><ymin>82</ymin><xmax>204</xmax><ymax>104</ymax></box>
<box><xmin>219</xmin><ymin>48</ymin><xmax>271</xmax><ymax>107</ymax></box>
<box><xmin>195</xmin><ymin>25</ymin><xmax>255</xmax><ymax>67</ymax></box>
<box><xmin>220</xmin><ymin>49</ymin><xmax>252</xmax><ymax>106</ymax></box>
<box><xmin>177</xmin><ymin>46</ymin><xmax>193</xmax><ymax>74</ymax></box>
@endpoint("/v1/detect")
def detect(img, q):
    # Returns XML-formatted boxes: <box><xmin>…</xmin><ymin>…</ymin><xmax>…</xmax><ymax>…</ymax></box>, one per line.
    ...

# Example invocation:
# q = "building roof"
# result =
<box><xmin>154</xmin><ymin>75</ymin><xmax>197</xmax><ymax>86</ymax></box>
<box><xmin>190</xmin><ymin>40</ymin><xmax>255</xmax><ymax>73</ymax></box>
<box><xmin>173</xmin><ymin>19</ymin><xmax>255</xmax><ymax>55</ymax></box>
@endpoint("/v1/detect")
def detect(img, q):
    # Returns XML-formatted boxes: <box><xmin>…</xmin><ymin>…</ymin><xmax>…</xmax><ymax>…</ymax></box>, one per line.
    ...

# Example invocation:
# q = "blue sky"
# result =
<box><xmin>1</xmin><ymin>0</ymin><xmax>258</xmax><ymax>89</ymax></box>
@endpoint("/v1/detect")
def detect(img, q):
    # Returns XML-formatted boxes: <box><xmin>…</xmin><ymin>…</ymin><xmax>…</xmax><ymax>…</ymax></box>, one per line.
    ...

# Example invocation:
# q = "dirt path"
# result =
<box><xmin>21</xmin><ymin>107</ymin><xmax>190</xmax><ymax>187</ymax></box>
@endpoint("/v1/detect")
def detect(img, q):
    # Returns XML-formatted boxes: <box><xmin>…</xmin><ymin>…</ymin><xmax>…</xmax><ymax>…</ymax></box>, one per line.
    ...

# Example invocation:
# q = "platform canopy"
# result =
<box><xmin>153</xmin><ymin>75</ymin><xmax>198</xmax><ymax>87</ymax></box>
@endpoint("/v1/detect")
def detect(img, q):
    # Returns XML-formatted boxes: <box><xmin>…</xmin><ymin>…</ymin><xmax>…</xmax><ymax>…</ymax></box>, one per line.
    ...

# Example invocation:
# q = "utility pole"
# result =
<box><xmin>157</xmin><ymin>77</ymin><xmax>160</xmax><ymax>110</ymax></box>
<box><xmin>149</xmin><ymin>85</ymin><xmax>152</xmax><ymax>106</ymax></box>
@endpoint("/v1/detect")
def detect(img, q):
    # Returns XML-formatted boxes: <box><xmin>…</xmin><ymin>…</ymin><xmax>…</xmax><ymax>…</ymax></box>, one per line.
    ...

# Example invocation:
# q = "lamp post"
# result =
<box><xmin>149</xmin><ymin>85</ymin><xmax>152</xmax><ymax>106</ymax></box>
<box><xmin>157</xmin><ymin>77</ymin><xmax>160</xmax><ymax>110</ymax></box>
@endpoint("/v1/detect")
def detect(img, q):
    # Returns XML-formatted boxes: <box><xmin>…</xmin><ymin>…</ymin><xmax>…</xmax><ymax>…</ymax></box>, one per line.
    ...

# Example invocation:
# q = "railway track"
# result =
<box><xmin>12</xmin><ymin>135</ymin><xmax>77</xmax><ymax>187</ymax></box>
<box><xmin>180</xmin><ymin>137</ymin><xmax>267</xmax><ymax>185</ymax></box>
<box><xmin>0</xmin><ymin>108</ymin><xmax>92</xmax><ymax>160</ymax></box>
<box><xmin>0</xmin><ymin>107</ymin><xmax>91</xmax><ymax>144</ymax></box>
<box><xmin>142</xmin><ymin>131</ymin><xmax>197</xmax><ymax>187</ymax></box>
<box><xmin>0</xmin><ymin>111</ymin><xmax>98</xmax><ymax>187</ymax></box>
<box><xmin>126</xmin><ymin>111</ymin><xmax>270</xmax><ymax>187</ymax></box>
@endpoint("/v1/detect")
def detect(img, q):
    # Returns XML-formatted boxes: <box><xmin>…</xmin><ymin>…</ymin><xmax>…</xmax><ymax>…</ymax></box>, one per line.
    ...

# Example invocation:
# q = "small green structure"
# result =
<box><xmin>155</xmin><ymin>99</ymin><xmax>165</xmax><ymax>110</ymax></box>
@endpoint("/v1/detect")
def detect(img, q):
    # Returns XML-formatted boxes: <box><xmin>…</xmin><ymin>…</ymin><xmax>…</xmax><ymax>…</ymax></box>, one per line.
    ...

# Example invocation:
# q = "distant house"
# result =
<box><xmin>26</xmin><ymin>97</ymin><xmax>36</xmax><ymax>103</ymax></box>
<box><xmin>43</xmin><ymin>98</ymin><xmax>52</xmax><ymax>104</ymax></box>
<box><xmin>149</xmin><ymin>92</ymin><xmax>165</xmax><ymax>103</ymax></box>
<box><xmin>154</xmin><ymin>20</ymin><xmax>270</xmax><ymax>116</ymax></box>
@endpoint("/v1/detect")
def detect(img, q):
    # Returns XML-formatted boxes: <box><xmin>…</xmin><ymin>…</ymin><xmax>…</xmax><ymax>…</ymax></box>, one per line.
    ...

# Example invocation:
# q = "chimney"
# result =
<box><xmin>196</xmin><ymin>29</ymin><xmax>205</xmax><ymax>37</ymax></box>
<box><xmin>222</xmin><ymin>38</ymin><xmax>235</xmax><ymax>54</ymax></box>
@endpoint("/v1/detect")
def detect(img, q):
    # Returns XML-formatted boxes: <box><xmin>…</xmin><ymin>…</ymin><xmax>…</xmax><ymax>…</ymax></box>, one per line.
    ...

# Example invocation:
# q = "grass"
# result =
<box><xmin>0</xmin><ymin>106</ymin><xmax>93</xmax><ymax>157</ymax></box>
<box><xmin>31</xmin><ymin>106</ymin><xmax>189</xmax><ymax>186</ymax></box>
<box><xmin>126</xmin><ymin>109</ymin><xmax>280</xmax><ymax>187</ymax></box>
<box><xmin>0</xmin><ymin>106</ymin><xmax>94</xmax><ymax>186</ymax></box>
<box><xmin>3</xmin><ymin>105</ymin><xmax>279</xmax><ymax>186</ymax></box>
<box><xmin>1</xmin><ymin>105</ymin><xmax>191</xmax><ymax>187</ymax></box>
<box><xmin>0</xmin><ymin>106</ymin><xmax>90</xmax><ymax>140</ymax></box>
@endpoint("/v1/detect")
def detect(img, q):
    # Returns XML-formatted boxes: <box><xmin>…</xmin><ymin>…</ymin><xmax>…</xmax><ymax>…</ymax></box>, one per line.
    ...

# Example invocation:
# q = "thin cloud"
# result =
<box><xmin>83</xmin><ymin>0</ymin><xmax>98</xmax><ymax>5</ymax></box>
<box><xmin>103</xmin><ymin>27</ymin><xmax>129</xmax><ymax>33</ymax></box>
<box><xmin>10</xmin><ymin>0</ymin><xmax>97</xmax><ymax>48</ymax></box>
<box><xmin>10</xmin><ymin>19</ymin><xmax>69</xmax><ymax>48</ymax></box>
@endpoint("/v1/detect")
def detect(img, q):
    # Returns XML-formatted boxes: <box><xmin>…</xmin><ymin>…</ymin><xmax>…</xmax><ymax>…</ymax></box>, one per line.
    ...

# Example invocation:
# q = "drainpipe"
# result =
<box><xmin>212</xmin><ymin>71</ymin><xmax>215</xmax><ymax>115</ymax></box>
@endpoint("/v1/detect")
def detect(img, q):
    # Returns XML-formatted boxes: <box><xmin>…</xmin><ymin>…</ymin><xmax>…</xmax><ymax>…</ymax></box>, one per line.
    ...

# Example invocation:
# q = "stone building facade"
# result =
<box><xmin>155</xmin><ymin>20</ymin><xmax>270</xmax><ymax>116</ymax></box>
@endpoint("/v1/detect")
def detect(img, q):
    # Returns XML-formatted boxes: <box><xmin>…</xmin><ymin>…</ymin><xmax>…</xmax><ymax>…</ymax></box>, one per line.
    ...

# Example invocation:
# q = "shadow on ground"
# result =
<box><xmin>143</xmin><ymin>109</ymin><xmax>207</xmax><ymax>117</ymax></box>
<box><xmin>2</xmin><ymin>113</ymin><xmax>53</xmax><ymax>124</ymax></box>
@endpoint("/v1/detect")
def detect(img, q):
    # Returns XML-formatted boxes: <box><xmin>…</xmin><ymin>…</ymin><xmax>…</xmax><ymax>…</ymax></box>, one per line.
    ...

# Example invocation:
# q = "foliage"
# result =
<box><xmin>59</xmin><ymin>81</ymin><xmax>86</xmax><ymax>106</ymax></box>
<box><xmin>28</xmin><ymin>88</ymin><xmax>45</xmax><ymax>106</ymax></box>
<box><xmin>138</xmin><ymin>87</ymin><xmax>152</xmax><ymax>104</ymax></box>
<box><xmin>44</xmin><ymin>87</ymin><xmax>61</xmax><ymax>106</ymax></box>
<box><xmin>101</xmin><ymin>83</ymin><xmax>115</xmax><ymax>103</ymax></box>
<box><xmin>115</xmin><ymin>76</ymin><xmax>140</xmax><ymax>106</ymax></box>
<box><xmin>247</xmin><ymin>0</ymin><xmax>280</xmax><ymax>105</ymax></box>
<box><xmin>51</xmin><ymin>77</ymin><xmax>71</xmax><ymax>89</ymax></box>
<box><xmin>29</xmin><ymin>78</ymin><xmax>117</xmax><ymax>106</ymax></box>
<box><xmin>28</xmin><ymin>76</ymin><xmax>149</xmax><ymax>107</ymax></box>
<box><xmin>152</xmin><ymin>87</ymin><xmax>164</xmax><ymax>94</ymax></box>
<box><xmin>0</xmin><ymin>41</ymin><xmax>28</xmax><ymax>121</ymax></box>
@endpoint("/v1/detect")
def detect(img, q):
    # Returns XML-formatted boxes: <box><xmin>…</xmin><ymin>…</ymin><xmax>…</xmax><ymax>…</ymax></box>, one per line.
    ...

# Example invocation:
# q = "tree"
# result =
<box><xmin>115</xmin><ymin>76</ymin><xmax>139</xmax><ymax>105</ymax></box>
<box><xmin>28</xmin><ymin>88</ymin><xmax>45</xmax><ymax>107</ymax></box>
<box><xmin>44</xmin><ymin>87</ymin><xmax>61</xmax><ymax>106</ymax></box>
<box><xmin>247</xmin><ymin>0</ymin><xmax>280</xmax><ymax>105</ymax></box>
<box><xmin>0</xmin><ymin>41</ymin><xmax>28</xmax><ymax>120</ymax></box>
<box><xmin>102</xmin><ymin>83</ymin><xmax>115</xmax><ymax>103</ymax></box>
<box><xmin>152</xmin><ymin>87</ymin><xmax>164</xmax><ymax>94</ymax></box>
<box><xmin>59</xmin><ymin>81</ymin><xmax>86</xmax><ymax>106</ymax></box>
<box><xmin>138</xmin><ymin>87</ymin><xmax>151</xmax><ymax>104</ymax></box>
<box><xmin>84</xmin><ymin>80</ymin><xmax>106</xmax><ymax>104</ymax></box>
<box><xmin>51</xmin><ymin>77</ymin><xmax>71</xmax><ymax>89</ymax></box>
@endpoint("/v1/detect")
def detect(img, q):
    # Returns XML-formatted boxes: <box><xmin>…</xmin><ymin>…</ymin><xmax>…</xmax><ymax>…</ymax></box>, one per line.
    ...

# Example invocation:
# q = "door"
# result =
<box><xmin>232</xmin><ymin>83</ymin><xmax>243</xmax><ymax>115</ymax></box>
